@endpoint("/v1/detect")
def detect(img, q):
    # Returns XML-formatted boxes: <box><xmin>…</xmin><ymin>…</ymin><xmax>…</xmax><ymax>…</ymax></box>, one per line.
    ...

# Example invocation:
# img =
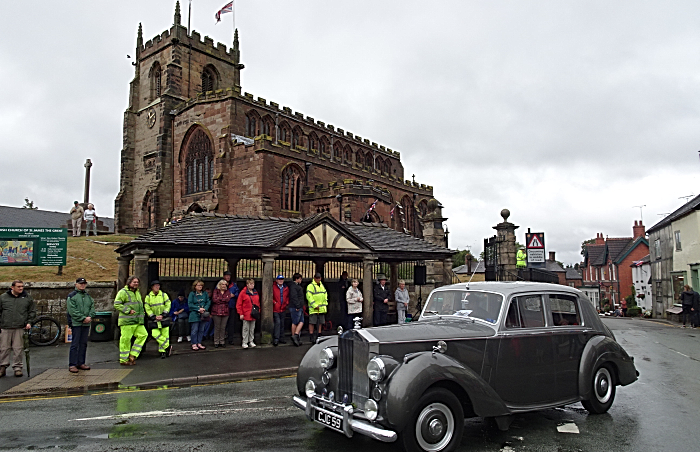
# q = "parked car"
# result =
<box><xmin>293</xmin><ymin>282</ymin><xmax>638</xmax><ymax>452</ymax></box>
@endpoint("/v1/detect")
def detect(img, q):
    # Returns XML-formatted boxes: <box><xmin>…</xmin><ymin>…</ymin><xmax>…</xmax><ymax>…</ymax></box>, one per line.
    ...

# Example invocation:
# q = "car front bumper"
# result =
<box><xmin>292</xmin><ymin>395</ymin><xmax>397</xmax><ymax>443</ymax></box>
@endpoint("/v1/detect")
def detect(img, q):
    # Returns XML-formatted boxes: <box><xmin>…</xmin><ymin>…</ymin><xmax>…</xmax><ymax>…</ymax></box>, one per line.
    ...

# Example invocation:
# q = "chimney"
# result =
<box><xmin>595</xmin><ymin>233</ymin><xmax>605</xmax><ymax>245</ymax></box>
<box><xmin>549</xmin><ymin>251</ymin><xmax>556</xmax><ymax>261</ymax></box>
<box><xmin>633</xmin><ymin>220</ymin><xmax>645</xmax><ymax>239</ymax></box>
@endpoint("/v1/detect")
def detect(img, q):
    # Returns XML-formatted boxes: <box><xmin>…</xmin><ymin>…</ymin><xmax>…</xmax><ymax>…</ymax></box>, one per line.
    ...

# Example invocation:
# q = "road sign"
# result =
<box><xmin>526</xmin><ymin>232</ymin><xmax>545</xmax><ymax>249</ymax></box>
<box><xmin>0</xmin><ymin>228</ymin><xmax>67</xmax><ymax>266</ymax></box>
<box><xmin>527</xmin><ymin>249</ymin><xmax>545</xmax><ymax>263</ymax></box>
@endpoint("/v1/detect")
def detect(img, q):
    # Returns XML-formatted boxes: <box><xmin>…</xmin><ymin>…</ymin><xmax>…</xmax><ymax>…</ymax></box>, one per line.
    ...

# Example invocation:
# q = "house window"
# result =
<box><xmin>184</xmin><ymin>128</ymin><xmax>213</xmax><ymax>194</ymax></box>
<box><xmin>675</xmin><ymin>231</ymin><xmax>682</xmax><ymax>251</ymax></box>
<box><xmin>281</xmin><ymin>165</ymin><xmax>303</xmax><ymax>211</ymax></box>
<box><xmin>654</xmin><ymin>239</ymin><xmax>661</xmax><ymax>259</ymax></box>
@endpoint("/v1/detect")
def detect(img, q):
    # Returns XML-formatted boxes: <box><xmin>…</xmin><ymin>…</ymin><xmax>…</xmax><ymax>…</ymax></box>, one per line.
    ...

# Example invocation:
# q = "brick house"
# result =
<box><xmin>581</xmin><ymin>221</ymin><xmax>649</xmax><ymax>308</ymax></box>
<box><xmin>114</xmin><ymin>3</ymin><xmax>441</xmax><ymax>239</ymax></box>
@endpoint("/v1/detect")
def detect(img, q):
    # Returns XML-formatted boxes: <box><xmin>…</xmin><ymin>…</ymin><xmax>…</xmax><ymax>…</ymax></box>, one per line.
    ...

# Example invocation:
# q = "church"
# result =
<box><xmin>115</xmin><ymin>2</ymin><xmax>445</xmax><ymax>245</ymax></box>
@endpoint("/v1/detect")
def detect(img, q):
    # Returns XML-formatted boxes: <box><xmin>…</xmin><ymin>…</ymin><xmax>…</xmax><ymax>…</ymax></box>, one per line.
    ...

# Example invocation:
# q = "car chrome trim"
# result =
<box><xmin>293</xmin><ymin>395</ymin><xmax>397</xmax><ymax>443</ymax></box>
<box><xmin>356</xmin><ymin>329</ymin><xmax>380</xmax><ymax>353</ymax></box>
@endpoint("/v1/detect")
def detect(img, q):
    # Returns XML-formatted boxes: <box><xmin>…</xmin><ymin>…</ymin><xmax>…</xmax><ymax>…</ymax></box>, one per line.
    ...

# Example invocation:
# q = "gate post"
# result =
<box><xmin>493</xmin><ymin>209</ymin><xmax>519</xmax><ymax>281</ymax></box>
<box><xmin>261</xmin><ymin>253</ymin><xmax>278</xmax><ymax>344</ymax></box>
<box><xmin>362</xmin><ymin>255</ymin><xmax>377</xmax><ymax>328</ymax></box>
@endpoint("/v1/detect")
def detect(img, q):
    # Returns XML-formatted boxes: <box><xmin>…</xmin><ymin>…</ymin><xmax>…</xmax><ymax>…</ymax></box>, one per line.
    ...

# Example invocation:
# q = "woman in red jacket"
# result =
<box><xmin>236</xmin><ymin>279</ymin><xmax>259</xmax><ymax>349</ymax></box>
<box><xmin>211</xmin><ymin>279</ymin><xmax>231</xmax><ymax>348</ymax></box>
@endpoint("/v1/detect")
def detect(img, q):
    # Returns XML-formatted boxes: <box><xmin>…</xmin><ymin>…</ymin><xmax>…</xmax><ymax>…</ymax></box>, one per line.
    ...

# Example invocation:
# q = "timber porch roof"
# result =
<box><xmin>115</xmin><ymin>212</ymin><xmax>453</xmax><ymax>262</ymax></box>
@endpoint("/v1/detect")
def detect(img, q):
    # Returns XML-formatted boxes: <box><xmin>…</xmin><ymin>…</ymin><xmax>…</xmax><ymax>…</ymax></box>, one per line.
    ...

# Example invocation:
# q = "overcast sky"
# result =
<box><xmin>1</xmin><ymin>0</ymin><xmax>699</xmax><ymax>265</ymax></box>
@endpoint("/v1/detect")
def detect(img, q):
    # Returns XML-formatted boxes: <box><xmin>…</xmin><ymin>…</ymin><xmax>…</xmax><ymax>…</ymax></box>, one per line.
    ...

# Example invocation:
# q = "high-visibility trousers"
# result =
<box><xmin>119</xmin><ymin>324</ymin><xmax>148</xmax><ymax>363</ymax></box>
<box><xmin>151</xmin><ymin>326</ymin><xmax>170</xmax><ymax>352</ymax></box>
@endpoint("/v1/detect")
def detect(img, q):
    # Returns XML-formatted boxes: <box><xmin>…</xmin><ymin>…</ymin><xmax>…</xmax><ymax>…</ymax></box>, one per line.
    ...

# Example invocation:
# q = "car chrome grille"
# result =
<box><xmin>338</xmin><ymin>330</ymin><xmax>370</xmax><ymax>405</ymax></box>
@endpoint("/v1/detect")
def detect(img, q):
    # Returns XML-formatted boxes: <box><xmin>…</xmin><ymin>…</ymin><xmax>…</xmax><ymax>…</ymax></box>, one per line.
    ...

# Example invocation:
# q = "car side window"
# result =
<box><xmin>505</xmin><ymin>299</ymin><xmax>521</xmax><ymax>328</ymax></box>
<box><xmin>548</xmin><ymin>294</ymin><xmax>581</xmax><ymax>326</ymax></box>
<box><xmin>516</xmin><ymin>295</ymin><xmax>545</xmax><ymax>328</ymax></box>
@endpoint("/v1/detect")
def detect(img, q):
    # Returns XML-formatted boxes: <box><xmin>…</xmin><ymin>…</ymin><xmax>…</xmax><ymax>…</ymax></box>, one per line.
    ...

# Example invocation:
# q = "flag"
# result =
<box><xmin>215</xmin><ymin>1</ymin><xmax>233</xmax><ymax>23</ymax></box>
<box><xmin>368</xmin><ymin>199</ymin><xmax>377</xmax><ymax>212</ymax></box>
<box><xmin>390</xmin><ymin>205</ymin><xmax>395</xmax><ymax>218</ymax></box>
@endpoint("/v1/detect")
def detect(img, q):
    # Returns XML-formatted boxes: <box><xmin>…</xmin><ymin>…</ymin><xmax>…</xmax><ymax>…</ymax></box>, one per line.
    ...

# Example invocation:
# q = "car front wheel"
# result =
<box><xmin>401</xmin><ymin>388</ymin><xmax>464</xmax><ymax>452</ymax></box>
<box><xmin>582</xmin><ymin>364</ymin><xmax>616</xmax><ymax>414</ymax></box>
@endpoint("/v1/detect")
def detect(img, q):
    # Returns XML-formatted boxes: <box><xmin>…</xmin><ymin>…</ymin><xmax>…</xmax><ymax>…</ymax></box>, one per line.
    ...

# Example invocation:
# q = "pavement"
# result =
<box><xmin>0</xmin><ymin>332</ymin><xmax>313</xmax><ymax>399</ymax></box>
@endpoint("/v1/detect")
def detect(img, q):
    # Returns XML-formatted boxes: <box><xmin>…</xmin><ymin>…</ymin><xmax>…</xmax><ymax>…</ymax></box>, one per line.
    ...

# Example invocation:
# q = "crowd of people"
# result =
<box><xmin>0</xmin><ymin>271</ymin><xmax>413</xmax><ymax>375</ymax></box>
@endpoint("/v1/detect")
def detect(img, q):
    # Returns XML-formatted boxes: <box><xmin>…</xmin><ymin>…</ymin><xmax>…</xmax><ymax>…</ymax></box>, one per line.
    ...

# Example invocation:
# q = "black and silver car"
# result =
<box><xmin>292</xmin><ymin>282</ymin><xmax>638</xmax><ymax>452</ymax></box>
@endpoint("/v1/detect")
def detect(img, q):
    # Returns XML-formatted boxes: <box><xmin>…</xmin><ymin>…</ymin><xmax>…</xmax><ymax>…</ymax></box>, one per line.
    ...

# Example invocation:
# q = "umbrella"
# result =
<box><xmin>23</xmin><ymin>330</ymin><xmax>30</xmax><ymax>378</ymax></box>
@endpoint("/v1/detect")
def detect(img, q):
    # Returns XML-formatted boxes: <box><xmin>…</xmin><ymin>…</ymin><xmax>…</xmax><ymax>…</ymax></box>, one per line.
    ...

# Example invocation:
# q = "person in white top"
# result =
<box><xmin>345</xmin><ymin>279</ymin><xmax>363</xmax><ymax>329</ymax></box>
<box><xmin>83</xmin><ymin>204</ymin><xmax>97</xmax><ymax>237</ymax></box>
<box><xmin>395</xmin><ymin>279</ymin><xmax>410</xmax><ymax>324</ymax></box>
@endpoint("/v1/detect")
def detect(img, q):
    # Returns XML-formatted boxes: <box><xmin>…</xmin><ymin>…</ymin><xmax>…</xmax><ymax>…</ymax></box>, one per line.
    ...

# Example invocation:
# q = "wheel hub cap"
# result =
<box><xmin>429</xmin><ymin>419</ymin><xmax>444</xmax><ymax>436</ymax></box>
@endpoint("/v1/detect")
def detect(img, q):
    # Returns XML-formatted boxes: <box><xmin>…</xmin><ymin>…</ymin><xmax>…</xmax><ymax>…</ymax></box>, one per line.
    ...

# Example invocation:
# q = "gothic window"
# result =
<box><xmin>320</xmin><ymin>137</ymin><xmax>330</xmax><ymax>157</ymax></box>
<box><xmin>292</xmin><ymin>127</ymin><xmax>303</xmax><ymax>148</ymax></box>
<box><xmin>385</xmin><ymin>159</ymin><xmax>391</xmax><ymax>174</ymax></box>
<box><xmin>401</xmin><ymin>195</ymin><xmax>415</xmax><ymax>235</ymax></box>
<box><xmin>184</xmin><ymin>128</ymin><xmax>213</xmax><ymax>194</ymax></box>
<box><xmin>281</xmin><ymin>165</ymin><xmax>303</xmax><ymax>211</ymax></box>
<box><xmin>201</xmin><ymin>65</ymin><xmax>218</xmax><ymax>93</ymax></box>
<box><xmin>262</xmin><ymin>115</ymin><xmax>273</xmax><ymax>136</ymax></box>
<box><xmin>245</xmin><ymin>112</ymin><xmax>260</xmax><ymax>137</ymax></box>
<box><xmin>150</xmin><ymin>63</ymin><xmax>162</xmax><ymax>100</ymax></box>
<box><xmin>418</xmin><ymin>199</ymin><xmax>428</xmax><ymax>217</ymax></box>
<box><xmin>333</xmin><ymin>142</ymin><xmax>341</xmax><ymax>161</ymax></box>
<box><xmin>344</xmin><ymin>146</ymin><xmax>352</xmax><ymax>165</ymax></box>
<box><xmin>279</xmin><ymin>122</ymin><xmax>291</xmax><ymax>143</ymax></box>
<box><xmin>309</xmin><ymin>133</ymin><xmax>318</xmax><ymax>151</ymax></box>
<box><xmin>365</xmin><ymin>152</ymin><xmax>373</xmax><ymax>170</ymax></box>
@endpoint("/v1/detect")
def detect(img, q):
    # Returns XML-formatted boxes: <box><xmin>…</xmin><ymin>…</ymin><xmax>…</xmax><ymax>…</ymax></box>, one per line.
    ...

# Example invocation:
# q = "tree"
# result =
<box><xmin>22</xmin><ymin>198</ymin><xmax>38</xmax><ymax>210</ymax></box>
<box><xmin>452</xmin><ymin>249</ymin><xmax>475</xmax><ymax>267</ymax></box>
<box><xmin>580</xmin><ymin>238</ymin><xmax>595</xmax><ymax>256</ymax></box>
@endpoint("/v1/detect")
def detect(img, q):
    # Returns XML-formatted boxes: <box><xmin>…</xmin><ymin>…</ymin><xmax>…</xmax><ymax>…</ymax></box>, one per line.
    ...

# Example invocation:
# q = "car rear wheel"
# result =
<box><xmin>582</xmin><ymin>364</ymin><xmax>616</xmax><ymax>414</ymax></box>
<box><xmin>401</xmin><ymin>388</ymin><xmax>464</xmax><ymax>452</ymax></box>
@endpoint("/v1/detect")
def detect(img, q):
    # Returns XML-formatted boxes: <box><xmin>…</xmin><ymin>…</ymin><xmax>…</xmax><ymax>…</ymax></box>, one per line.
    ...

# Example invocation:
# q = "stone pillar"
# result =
<box><xmin>226</xmin><ymin>258</ymin><xmax>240</xmax><ymax>282</ymax></box>
<box><xmin>117</xmin><ymin>255</ymin><xmax>133</xmax><ymax>289</ymax></box>
<box><xmin>261</xmin><ymin>254</ymin><xmax>278</xmax><ymax>344</ymax></box>
<box><xmin>493</xmin><ymin>209</ymin><xmax>519</xmax><ymax>281</ymax></box>
<box><xmin>131</xmin><ymin>249</ymin><xmax>153</xmax><ymax>298</ymax></box>
<box><xmin>362</xmin><ymin>255</ymin><xmax>376</xmax><ymax>327</ymax></box>
<box><xmin>442</xmin><ymin>257</ymin><xmax>453</xmax><ymax>287</ymax></box>
<box><xmin>390</xmin><ymin>262</ymin><xmax>399</xmax><ymax>293</ymax></box>
<box><xmin>83</xmin><ymin>159</ymin><xmax>92</xmax><ymax>205</ymax></box>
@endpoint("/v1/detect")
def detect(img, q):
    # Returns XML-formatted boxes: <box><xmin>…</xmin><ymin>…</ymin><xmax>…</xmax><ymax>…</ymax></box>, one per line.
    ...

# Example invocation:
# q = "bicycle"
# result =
<box><xmin>29</xmin><ymin>301</ymin><xmax>62</xmax><ymax>346</ymax></box>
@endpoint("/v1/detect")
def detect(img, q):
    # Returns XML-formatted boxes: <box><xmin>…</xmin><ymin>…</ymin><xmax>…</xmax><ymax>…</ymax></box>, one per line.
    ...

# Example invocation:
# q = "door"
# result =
<box><xmin>546</xmin><ymin>293</ymin><xmax>587</xmax><ymax>401</ymax></box>
<box><xmin>493</xmin><ymin>294</ymin><xmax>556</xmax><ymax>406</ymax></box>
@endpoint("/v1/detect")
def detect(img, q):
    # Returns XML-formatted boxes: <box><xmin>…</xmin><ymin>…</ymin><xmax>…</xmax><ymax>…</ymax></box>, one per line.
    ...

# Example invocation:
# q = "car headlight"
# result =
<box><xmin>367</xmin><ymin>357</ymin><xmax>386</xmax><ymax>382</ymax></box>
<box><xmin>364</xmin><ymin>399</ymin><xmax>378</xmax><ymax>421</ymax></box>
<box><xmin>319</xmin><ymin>347</ymin><xmax>335</xmax><ymax>369</ymax></box>
<box><xmin>305</xmin><ymin>379</ymin><xmax>316</xmax><ymax>398</ymax></box>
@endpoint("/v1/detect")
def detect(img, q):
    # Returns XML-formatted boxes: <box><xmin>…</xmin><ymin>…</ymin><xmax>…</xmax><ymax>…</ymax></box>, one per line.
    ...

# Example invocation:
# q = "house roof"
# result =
<box><xmin>565</xmin><ymin>268</ymin><xmax>583</xmax><ymax>280</ymax></box>
<box><xmin>613</xmin><ymin>236</ymin><xmax>648</xmax><ymax>264</ymax></box>
<box><xmin>115</xmin><ymin>212</ymin><xmax>453</xmax><ymax>261</ymax></box>
<box><xmin>545</xmin><ymin>260</ymin><xmax>566</xmax><ymax>273</ymax></box>
<box><xmin>453</xmin><ymin>261</ymin><xmax>485</xmax><ymax>274</ymax></box>
<box><xmin>0</xmin><ymin>205</ymin><xmax>114</xmax><ymax>232</ymax></box>
<box><xmin>606</xmin><ymin>237</ymin><xmax>633</xmax><ymax>262</ymax></box>
<box><xmin>647</xmin><ymin>193</ymin><xmax>700</xmax><ymax>234</ymax></box>
<box><xmin>585</xmin><ymin>244</ymin><xmax>606</xmax><ymax>266</ymax></box>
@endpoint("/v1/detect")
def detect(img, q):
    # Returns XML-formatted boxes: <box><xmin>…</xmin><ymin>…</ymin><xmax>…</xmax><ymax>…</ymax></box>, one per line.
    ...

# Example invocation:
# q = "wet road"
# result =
<box><xmin>1</xmin><ymin>318</ymin><xmax>698</xmax><ymax>451</ymax></box>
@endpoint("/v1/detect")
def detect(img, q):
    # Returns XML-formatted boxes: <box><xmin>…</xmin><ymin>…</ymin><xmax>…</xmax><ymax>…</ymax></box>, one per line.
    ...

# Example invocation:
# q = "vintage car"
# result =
<box><xmin>292</xmin><ymin>281</ymin><xmax>638</xmax><ymax>452</ymax></box>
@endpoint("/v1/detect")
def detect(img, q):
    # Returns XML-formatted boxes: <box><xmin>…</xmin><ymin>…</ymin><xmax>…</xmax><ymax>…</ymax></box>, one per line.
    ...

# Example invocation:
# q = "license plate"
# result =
<box><xmin>314</xmin><ymin>407</ymin><xmax>343</xmax><ymax>432</ymax></box>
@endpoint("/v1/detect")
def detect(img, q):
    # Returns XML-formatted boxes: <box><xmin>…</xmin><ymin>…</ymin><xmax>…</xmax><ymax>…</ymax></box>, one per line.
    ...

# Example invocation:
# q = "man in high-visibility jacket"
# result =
<box><xmin>144</xmin><ymin>280</ymin><xmax>172</xmax><ymax>359</ymax></box>
<box><xmin>114</xmin><ymin>276</ymin><xmax>148</xmax><ymax>366</ymax></box>
<box><xmin>516</xmin><ymin>248</ymin><xmax>527</xmax><ymax>269</ymax></box>
<box><xmin>306</xmin><ymin>272</ymin><xmax>328</xmax><ymax>344</ymax></box>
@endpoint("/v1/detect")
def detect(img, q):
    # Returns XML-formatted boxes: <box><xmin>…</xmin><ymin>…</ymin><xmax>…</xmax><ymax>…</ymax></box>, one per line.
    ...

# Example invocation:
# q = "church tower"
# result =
<box><xmin>115</xmin><ymin>1</ymin><xmax>244</xmax><ymax>232</ymax></box>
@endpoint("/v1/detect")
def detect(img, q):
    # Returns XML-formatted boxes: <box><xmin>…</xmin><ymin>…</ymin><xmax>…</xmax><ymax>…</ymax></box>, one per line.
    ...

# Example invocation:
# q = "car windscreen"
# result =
<box><xmin>423</xmin><ymin>290</ymin><xmax>503</xmax><ymax>324</ymax></box>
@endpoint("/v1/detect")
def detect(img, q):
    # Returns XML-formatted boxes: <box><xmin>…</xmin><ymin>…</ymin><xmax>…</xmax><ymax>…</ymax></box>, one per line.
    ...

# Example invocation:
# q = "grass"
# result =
<box><xmin>0</xmin><ymin>235</ymin><xmax>137</xmax><ymax>283</ymax></box>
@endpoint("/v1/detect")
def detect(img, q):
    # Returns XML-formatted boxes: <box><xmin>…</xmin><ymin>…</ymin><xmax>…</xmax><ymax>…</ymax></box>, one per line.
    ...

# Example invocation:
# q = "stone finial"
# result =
<box><xmin>137</xmin><ymin>23</ymin><xmax>143</xmax><ymax>48</ymax></box>
<box><xmin>500</xmin><ymin>209</ymin><xmax>510</xmax><ymax>223</ymax></box>
<box><xmin>174</xmin><ymin>1</ymin><xmax>182</xmax><ymax>25</ymax></box>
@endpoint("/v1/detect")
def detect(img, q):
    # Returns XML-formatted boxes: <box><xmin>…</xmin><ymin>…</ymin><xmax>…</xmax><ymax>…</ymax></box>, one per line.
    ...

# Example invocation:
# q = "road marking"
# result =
<box><xmin>71</xmin><ymin>399</ymin><xmax>266</xmax><ymax>421</ymax></box>
<box><xmin>672</xmin><ymin>350</ymin><xmax>690</xmax><ymax>358</ymax></box>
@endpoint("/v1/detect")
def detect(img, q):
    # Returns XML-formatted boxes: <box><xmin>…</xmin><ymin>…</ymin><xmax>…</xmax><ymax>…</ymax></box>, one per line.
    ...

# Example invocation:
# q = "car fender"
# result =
<box><xmin>296</xmin><ymin>337</ymin><xmax>337</xmax><ymax>396</ymax></box>
<box><xmin>578</xmin><ymin>335</ymin><xmax>638</xmax><ymax>400</ymax></box>
<box><xmin>384</xmin><ymin>351</ymin><xmax>510</xmax><ymax>431</ymax></box>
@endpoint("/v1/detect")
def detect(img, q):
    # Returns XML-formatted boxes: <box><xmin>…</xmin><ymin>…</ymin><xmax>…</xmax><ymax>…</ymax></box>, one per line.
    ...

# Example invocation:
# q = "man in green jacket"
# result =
<box><xmin>114</xmin><ymin>276</ymin><xmax>147</xmax><ymax>366</ymax></box>
<box><xmin>67</xmin><ymin>277</ymin><xmax>96</xmax><ymax>373</ymax></box>
<box><xmin>0</xmin><ymin>280</ymin><xmax>36</xmax><ymax>377</ymax></box>
<box><xmin>306</xmin><ymin>273</ymin><xmax>328</xmax><ymax>344</ymax></box>
<box><xmin>144</xmin><ymin>280</ymin><xmax>172</xmax><ymax>359</ymax></box>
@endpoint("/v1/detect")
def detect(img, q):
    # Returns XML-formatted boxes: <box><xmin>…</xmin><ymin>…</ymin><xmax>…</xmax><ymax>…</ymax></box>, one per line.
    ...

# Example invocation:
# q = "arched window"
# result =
<box><xmin>281</xmin><ymin>165</ymin><xmax>303</xmax><ymax>211</ymax></box>
<box><xmin>401</xmin><ymin>195</ymin><xmax>415</xmax><ymax>234</ymax></box>
<box><xmin>143</xmin><ymin>191</ymin><xmax>156</xmax><ymax>229</ymax></box>
<box><xmin>344</xmin><ymin>146</ymin><xmax>352</xmax><ymax>165</ymax></box>
<box><xmin>292</xmin><ymin>127</ymin><xmax>303</xmax><ymax>148</ymax></box>
<box><xmin>333</xmin><ymin>142</ymin><xmax>341</xmax><ymax>161</ymax></box>
<box><xmin>245</xmin><ymin>111</ymin><xmax>260</xmax><ymax>137</ymax></box>
<box><xmin>385</xmin><ymin>159</ymin><xmax>391</xmax><ymax>175</ymax></box>
<box><xmin>184</xmin><ymin>128</ymin><xmax>214</xmax><ymax>194</ymax></box>
<box><xmin>262</xmin><ymin>115</ymin><xmax>273</xmax><ymax>136</ymax></box>
<box><xmin>279</xmin><ymin>122</ymin><xmax>291</xmax><ymax>143</ymax></box>
<box><xmin>201</xmin><ymin>65</ymin><xmax>218</xmax><ymax>93</ymax></box>
<box><xmin>150</xmin><ymin>63</ymin><xmax>162</xmax><ymax>100</ymax></box>
<box><xmin>320</xmin><ymin>137</ymin><xmax>330</xmax><ymax>157</ymax></box>
<box><xmin>309</xmin><ymin>133</ymin><xmax>318</xmax><ymax>152</ymax></box>
<box><xmin>365</xmin><ymin>152</ymin><xmax>373</xmax><ymax>170</ymax></box>
<box><xmin>418</xmin><ymin>199</ymin><xmax>428</xmax><ymax>217</ymax></box>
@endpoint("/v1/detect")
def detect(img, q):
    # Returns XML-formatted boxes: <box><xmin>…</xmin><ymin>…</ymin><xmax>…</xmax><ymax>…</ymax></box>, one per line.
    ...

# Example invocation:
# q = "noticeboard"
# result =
<box><xmin>0</xmin><ymin>228</ymin><xmax>67</xmax><ymax>266</ymax></box>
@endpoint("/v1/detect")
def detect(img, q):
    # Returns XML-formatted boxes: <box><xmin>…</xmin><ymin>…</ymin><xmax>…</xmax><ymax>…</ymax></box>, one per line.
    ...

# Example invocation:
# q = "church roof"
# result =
<box><xmin>116</xmin><ymin>212</ymin><xmax>452</xmax><ymax>261</ymax></box>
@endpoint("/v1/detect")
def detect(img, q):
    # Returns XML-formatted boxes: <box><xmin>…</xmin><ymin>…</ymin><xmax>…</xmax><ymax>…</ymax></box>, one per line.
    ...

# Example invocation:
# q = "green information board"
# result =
<box><xmin>0</xmin><ymin>228</ymin><xmax>68</xmax><ymax>266</ymax></box>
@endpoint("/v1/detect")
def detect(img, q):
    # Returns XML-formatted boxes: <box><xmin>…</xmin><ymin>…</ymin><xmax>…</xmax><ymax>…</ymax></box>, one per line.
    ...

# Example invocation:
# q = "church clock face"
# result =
<box><xmin>147</xmin><ymin>108</ymin><xmax>156</xmax><ymax>128</ymax></box>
